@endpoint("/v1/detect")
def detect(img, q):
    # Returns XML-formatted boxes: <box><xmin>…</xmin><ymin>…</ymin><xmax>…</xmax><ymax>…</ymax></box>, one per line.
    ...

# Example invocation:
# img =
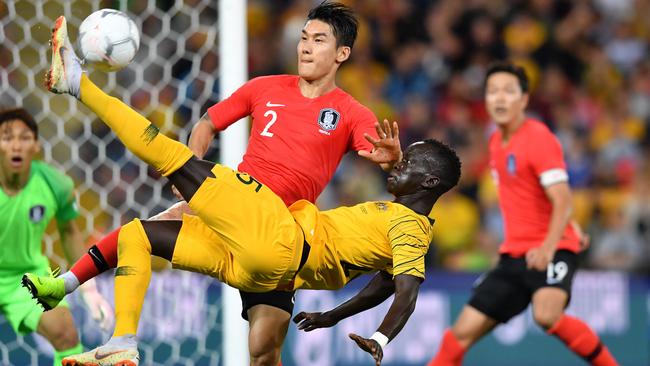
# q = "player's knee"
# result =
<box><xmin>120</xmin><ymin>219</ymin><xmax>150</xmax><ymax>252</ymax></box>
<box><xmin>249</xmin><ymin>343</ymin><xmax>281</xmax><ymax>366</ymax></box>
<box><xmin>48</xmin><ymin>325</ymin><xmax>79</xmax><ymax>350</ymax></box>
<box><xmin>246</xmin><ymin>304</ymin><xmax>290</xmax><ymax>366</ymax></box>
<box><xmin>249</xmin><ymin>333</ymin><xmax>282</xmax><ymax>366</ymax></box>
<box><xmin>533</xmin><ymin>307</ymin><xmax>562</xmax><ymax>330</ymax></box>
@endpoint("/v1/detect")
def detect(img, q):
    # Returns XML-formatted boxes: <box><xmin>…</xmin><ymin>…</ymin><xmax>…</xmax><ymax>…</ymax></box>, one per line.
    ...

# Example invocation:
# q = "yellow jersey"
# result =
<box><xmin>291</xmin><ymin>200</ymin><xmax>434</xmax><ymax>290</ymax></box>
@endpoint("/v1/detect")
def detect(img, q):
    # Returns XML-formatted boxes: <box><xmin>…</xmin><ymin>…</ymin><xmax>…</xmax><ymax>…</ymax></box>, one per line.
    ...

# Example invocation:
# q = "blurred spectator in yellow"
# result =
<box><xmin>429</xmin><ymin>191</ymin><xmax>483</xmax><ymax>270</ymax></box>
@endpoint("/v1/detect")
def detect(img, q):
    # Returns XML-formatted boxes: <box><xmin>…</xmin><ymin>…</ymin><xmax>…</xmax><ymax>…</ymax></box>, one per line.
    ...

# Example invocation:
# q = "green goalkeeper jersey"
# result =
<box><xmin>0</xmin><ymin>161</ymin><xmax>79</xmax><ymax>274</ymax></box>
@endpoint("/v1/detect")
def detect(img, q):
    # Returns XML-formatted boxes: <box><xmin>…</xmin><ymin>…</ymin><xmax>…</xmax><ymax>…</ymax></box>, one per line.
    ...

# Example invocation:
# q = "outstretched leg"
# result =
<box><xmin>113</xmin><ymin>219</ymin><xmax>180</xmax><ymax>336</ymax></box>
<box><xmin>47</xmin><ymin>18</ymin><xmax>300</xmax><ymax>279</ymax></box>
<box><xmin>62</xmin><ymin>212</ymin><xmax>247</xmax><ymax>366</ymax></box>
<box><xmin>23</xmin><ymin>202</ymin><xmax>193</xmax><ymax>316</ymax></box>
<box><xmin>78</xmin><ymin>73</ymin><xmax>212</xmax><ymax>199</ymax></box>
<box><xmin>61</xmin><ymin>219</ymin><xmax>182</xmax><ymax>366</ymax></box>
<box><xmin>47</xmin><ymin>16</ymin><xmax>211</xmax><ymax>201</ymax></box>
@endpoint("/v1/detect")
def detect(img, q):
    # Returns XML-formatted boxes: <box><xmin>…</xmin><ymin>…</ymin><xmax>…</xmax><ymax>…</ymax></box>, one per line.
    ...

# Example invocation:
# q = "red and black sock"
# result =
<box><xmin>427</xmin><ymin>329</ymin><xmax>465</xmax><ymax>366</ymax></box>
<box><xmin>548</xmin><ymin>314</ymin><xmax>618</xmax><ymax>366</ymax></box>
<box><xmin>69</xmin><ymin>227</ymin><xmax>120</xmax><ymax>284</ymax></box>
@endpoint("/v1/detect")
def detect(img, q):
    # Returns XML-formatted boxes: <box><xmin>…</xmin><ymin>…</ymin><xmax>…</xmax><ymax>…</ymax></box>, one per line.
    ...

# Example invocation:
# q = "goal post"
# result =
<box><xmin>0</xmin><ymin>1</ymin><xmax>239</xmax><ymax>364</ymax></box>
<box><xmin>218</xmin><ymin>0</ymin><xmax>250</xmax><ymax>365</ymax></box>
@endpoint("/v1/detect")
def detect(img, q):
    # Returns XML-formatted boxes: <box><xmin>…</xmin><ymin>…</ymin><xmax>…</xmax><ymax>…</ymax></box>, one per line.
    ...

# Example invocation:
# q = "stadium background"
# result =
<box><xmin>1</xmin><ymin>0</ymin><xmax>649</xmax><ymax>365</ymax></box>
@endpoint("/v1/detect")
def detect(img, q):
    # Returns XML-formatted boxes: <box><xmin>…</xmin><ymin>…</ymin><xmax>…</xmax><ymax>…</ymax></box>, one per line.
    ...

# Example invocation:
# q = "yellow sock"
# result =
<box><xmin>79</xmin><ymin>74</ymin><xmax>193</xmax><ymax>176</ymax></box>
<box><xmin>113</xmin><ymin>219</ymin><xmax>153</xmax><ymax>337</ymax></box>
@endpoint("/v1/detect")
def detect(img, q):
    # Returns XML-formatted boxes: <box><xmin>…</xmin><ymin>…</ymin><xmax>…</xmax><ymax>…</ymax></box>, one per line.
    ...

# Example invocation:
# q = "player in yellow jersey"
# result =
<box><xmin>29</xmin><ymin>15</ymin><xmax>460</xmax><ymax>365</ymax></box>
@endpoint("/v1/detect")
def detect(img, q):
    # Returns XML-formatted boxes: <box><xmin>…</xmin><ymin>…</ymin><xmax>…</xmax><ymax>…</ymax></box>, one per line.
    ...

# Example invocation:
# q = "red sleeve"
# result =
<box><xmin>207</xmin><ymin>78</ymin><xmax>259</xmax><ymax>131</ymax></box>
<box><xmin>349</xmin><ymin>104</ymin><xmax>378</xmax><ymax>152</ymax></box>
<box><xmin>529</xmin><ymin>130</ymin><xmax>566</xmax><ymax>176</ymax></box>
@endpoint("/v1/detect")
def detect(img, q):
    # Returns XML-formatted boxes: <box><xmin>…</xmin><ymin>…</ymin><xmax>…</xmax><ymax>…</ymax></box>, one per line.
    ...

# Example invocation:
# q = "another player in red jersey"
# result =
<box><xmin>39</xmin><ymin>2</ymin><xmax>401</xmax><ymax>366</ymax></box>
<box><xmin>427</xmin><ymin>63</ymin><xmax>618</xmax><ymax>366</ymax></box>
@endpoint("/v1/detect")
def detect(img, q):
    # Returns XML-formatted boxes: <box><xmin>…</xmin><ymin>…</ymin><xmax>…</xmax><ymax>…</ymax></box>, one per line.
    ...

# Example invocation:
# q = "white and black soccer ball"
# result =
<box><xmin>78</xmin><ymin>9</ymin><xmax>140</xmax><ymax>72</ymax></box>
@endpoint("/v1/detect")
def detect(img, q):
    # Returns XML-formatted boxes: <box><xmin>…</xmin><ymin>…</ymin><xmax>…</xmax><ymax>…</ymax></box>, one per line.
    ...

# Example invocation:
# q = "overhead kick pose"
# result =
<box><xmin>25</xmin><ymin>13</ymin><xmax>460</xmax><ymax>366</ymax></box>
<box><xmin>26</xmin><ymin>2</ymin><xmax>403</xmax><ymax>366</ymax></box>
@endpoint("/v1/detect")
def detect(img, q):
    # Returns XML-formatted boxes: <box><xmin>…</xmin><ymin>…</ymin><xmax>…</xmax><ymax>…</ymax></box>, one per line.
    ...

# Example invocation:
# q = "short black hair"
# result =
<box><xmin>0</xmin><ymin>108</ymin><xmax>38</xmax><ymax>137</ymax></box>
<box><xmin>307</xmin><ymin>1</ymin><xmax>358</xmax><ymax>49</ymax></box>
<box><xmin>422</xmin><ymin>139</ymin><xmax>461</xmax><ymax>194</ymax></box>
<box><xmin>485</xmin><ymin>61</ymin><xmax>529</xmax><ymax>93</ymax></box>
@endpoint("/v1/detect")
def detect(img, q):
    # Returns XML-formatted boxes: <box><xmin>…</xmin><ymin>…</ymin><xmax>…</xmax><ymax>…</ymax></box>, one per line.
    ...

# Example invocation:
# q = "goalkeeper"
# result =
<box><xmin>0</xmin><ymin>108</ymin><xmax>113</xmax><ymax>366</ymax></box>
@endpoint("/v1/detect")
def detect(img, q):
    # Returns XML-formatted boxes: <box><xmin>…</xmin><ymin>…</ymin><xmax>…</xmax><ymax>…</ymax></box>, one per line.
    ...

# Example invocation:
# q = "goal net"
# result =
<box><xmin>0</xmin><ymin>1</ymin><xmax>224</xmax><ymax>364</ymax></box>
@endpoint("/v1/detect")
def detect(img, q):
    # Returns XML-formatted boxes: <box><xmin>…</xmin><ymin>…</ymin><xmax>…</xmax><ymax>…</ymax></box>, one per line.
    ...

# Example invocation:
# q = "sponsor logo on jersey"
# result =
<box><xmin>317</xmin><ymin>108</ymin><xmax>340</xmax><ymax>131</ymax></box>
<box><xmin>375</xmin><ymin>202</ymin><xmax>388</xmax><ymax>211</ymax></box>
<box><xmin>506</xmin><ymin>153</ymin><xmax>516</xmax><ymax>175</ymax></box>
<box><xmin>29</xmin><ymin>205</ymin><xmax>46</xmax><ymax>223</ymax></box>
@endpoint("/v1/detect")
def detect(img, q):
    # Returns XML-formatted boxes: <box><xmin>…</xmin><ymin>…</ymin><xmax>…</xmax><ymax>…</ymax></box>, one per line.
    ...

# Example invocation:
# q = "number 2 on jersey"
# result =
<box><xmin>261</xmin><ymin>110</ymin><xmax>277</xmax><ymax>137</ymax></box>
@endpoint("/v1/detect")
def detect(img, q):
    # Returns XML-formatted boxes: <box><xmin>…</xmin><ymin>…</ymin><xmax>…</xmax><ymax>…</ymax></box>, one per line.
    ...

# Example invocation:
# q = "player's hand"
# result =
<box><xmin>358</xmin><ymin>119</ymin><xmax>402</xmax><ymax>168</ymax></box>
<box><xmin>349</xmin><ymin>333</ymin><xmax>383</xmax><ymax>366</ymax></box>
<box><xmin>292</xmin><ymin>311</ymin><xmax>338</xmax><ymax>331</ymax></box>
<box><xmin>79</xmin><ymin>279</ymin><xmax>114</xmax><ymax>331</ymax></box>
<box><xmin>171</xmin><ymin>185</ymin><xmax>183</xmax><ymax>200</ymax></box>
<box><xmin>526</xmin><ymin>246</ymin><xmax>554</xmax><ymax>271</ymax></box>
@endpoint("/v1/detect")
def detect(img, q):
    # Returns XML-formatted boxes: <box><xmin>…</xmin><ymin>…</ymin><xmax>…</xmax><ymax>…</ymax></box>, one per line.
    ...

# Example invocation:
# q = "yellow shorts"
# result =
<box><xmin>172</xmin><ymin>164</ymin><xmax>303</xmax><ymax>292</ymax></box>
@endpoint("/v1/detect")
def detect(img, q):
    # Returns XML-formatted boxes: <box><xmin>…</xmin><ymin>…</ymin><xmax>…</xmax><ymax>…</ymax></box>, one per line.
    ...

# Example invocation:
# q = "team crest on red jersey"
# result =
<box><xmin>317</xmin><ymin>108</ymin><xmax>340</xmax><ymax>131</ymax></box>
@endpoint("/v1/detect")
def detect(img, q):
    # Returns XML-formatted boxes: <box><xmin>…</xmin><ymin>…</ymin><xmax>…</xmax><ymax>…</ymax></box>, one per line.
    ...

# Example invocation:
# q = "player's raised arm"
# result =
<box><xmin>173</xmin><ymin>102</ymin><xmax>244</xmax><ymax>199</ymax></box>
<box><xmin>187</xmin><ymin>74</ymin><xmax>269</xmax><ymax>160</ymax></box>
<box><xmin>293</xmin><ymin>271</ymin><xmax>395</xmax><ymax>331</ymax></box>
<box><xmin>187</xmin><ymin>112</ymin><xmax>218</xmax><ymax>159</ymax></box>
<box><xmin>349</xmin><ymin>273</ymin><xmax>422</xmax><ymax>365</ymax></box>
<box><xmin>358</xmin><ymin>119</ymin><xmax>403</xmax><ymax>172</ymax></box>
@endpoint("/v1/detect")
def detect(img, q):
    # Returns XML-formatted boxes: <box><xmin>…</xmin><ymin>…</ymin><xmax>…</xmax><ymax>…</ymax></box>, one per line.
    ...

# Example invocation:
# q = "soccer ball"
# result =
<box><xmin>78</xmin><ymin>9</ymin><xmax>140</xmax><ymax>72</ymax></box>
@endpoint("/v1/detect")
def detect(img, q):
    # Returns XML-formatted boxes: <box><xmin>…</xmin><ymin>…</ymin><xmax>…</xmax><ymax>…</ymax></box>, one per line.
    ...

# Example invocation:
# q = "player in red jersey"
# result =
<box><xmin>426</xmin><ymin>63</ymin><xmax>618</xmax><ymax>366</ymax></box>
<box><xmin>36</xmin><ymin>3</ymin><xmax>401</xmax><ymax>366</ymax></box>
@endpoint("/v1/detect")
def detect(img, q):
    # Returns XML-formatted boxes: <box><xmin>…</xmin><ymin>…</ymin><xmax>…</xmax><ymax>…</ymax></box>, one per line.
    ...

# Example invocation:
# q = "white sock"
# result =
<box><xmin>103</xmin><ymin>334</ymin><xmax>138</xmax><ymax>350</ymax></box>
<box><xmin>60</xmin><ymin>271</ymin><xmax>80</xmax><ymax>294</ymax></box>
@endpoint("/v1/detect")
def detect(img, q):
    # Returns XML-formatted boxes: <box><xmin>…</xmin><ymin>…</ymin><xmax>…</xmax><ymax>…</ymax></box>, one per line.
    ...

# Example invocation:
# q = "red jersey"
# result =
<box><xmin>207</xmin><ymin>75</ymin><xmax>377</xmax><ymax>205</ymax></box>
<box><xmin>488</xmin><ymin>118</ymin><xmax>579</xmax><ymax>256</ymax></box>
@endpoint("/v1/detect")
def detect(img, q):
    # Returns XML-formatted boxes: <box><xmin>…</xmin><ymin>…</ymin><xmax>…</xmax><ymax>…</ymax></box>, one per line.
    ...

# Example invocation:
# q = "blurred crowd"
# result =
<box><xmin>243</xmin><ymin>0</ymin><xmax>650</xmax><ymax>274</ymax></box>
<box><xmin>2</xmin><ymin>0</ymin><xmax>650</xmax><ymax>273</ymax></box>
